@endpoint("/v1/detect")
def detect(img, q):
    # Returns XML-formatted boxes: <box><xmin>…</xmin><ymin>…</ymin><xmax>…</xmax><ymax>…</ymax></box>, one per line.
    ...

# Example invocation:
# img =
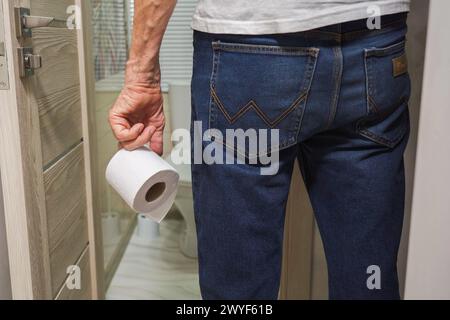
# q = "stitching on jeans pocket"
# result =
<box><xmin>211</xmin><ymin>88</ymin><xmax>308</xmax><ymax>129</ymax></box>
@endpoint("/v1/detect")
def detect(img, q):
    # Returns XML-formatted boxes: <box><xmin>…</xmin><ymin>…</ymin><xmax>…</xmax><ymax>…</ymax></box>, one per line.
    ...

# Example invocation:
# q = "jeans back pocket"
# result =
<box><xmin>208</xmin><ymin>41</ymin><xmax>319</xmax><ymax>159</ymax></box>
<box><xmin>358</xmin><ymin>40</ymin><xmax>411</xmax><ymax>148</ymax></box>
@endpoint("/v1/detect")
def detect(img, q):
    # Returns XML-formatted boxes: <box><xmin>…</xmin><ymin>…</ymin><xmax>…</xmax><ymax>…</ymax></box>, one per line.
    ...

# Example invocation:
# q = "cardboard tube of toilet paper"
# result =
<box><xmin>105</xmin><ymin>146</ymin><xmax>179</xmax><ymax>223</ymax></box>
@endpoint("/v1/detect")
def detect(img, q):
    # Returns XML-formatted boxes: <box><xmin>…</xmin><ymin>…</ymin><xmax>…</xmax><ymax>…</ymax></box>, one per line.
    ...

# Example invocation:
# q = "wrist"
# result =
<box><xmin>125</xmin><ymin>58</ymin><xmax>161</xmax><ymax>87</ymax></box>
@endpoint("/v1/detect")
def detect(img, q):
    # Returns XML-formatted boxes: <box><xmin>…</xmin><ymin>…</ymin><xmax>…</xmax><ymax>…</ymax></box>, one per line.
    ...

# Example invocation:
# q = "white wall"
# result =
<box><xmin>404</xmin><ymin>0</ymin><xmax>450</xmax><ymax>300</ymax></box>
<box><xmin>0</xmin><ymin>172</ymin><xmax>12</xmax><ymax>299</ymax></box>
<box><xmin>398</xmin><ymin>0</ymin><xmax>429</xmax><ymax>295</ymax></box>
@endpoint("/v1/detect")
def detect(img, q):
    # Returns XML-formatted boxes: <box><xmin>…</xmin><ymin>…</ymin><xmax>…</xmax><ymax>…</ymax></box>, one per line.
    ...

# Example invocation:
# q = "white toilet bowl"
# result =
<box><xmin>165</xmin><ymin>83</ymin><xmax>197</xmax><ymax>258</ymax></box>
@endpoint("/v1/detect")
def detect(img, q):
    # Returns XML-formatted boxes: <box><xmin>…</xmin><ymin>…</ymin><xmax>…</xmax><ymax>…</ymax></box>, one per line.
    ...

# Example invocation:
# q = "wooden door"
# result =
<box><xmin>0</xmin><ymin>0</ymin><xmax>103</xmax><ymax>300</ymax></box>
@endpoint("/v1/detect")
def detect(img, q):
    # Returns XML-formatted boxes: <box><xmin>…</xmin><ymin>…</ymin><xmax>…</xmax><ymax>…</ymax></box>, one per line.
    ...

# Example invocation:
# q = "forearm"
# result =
<box><xmin>126</xmin><ymin>0</ymin><xmax>177</xmax><ymax>86</ymax></box>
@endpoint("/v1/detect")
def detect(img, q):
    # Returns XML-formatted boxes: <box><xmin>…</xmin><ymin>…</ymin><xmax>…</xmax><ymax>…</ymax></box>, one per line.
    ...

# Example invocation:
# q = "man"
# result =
<box><xmin>109</xmin><ymin>0</ymin><xmax>411</xmax><ymax>300</ymax></box>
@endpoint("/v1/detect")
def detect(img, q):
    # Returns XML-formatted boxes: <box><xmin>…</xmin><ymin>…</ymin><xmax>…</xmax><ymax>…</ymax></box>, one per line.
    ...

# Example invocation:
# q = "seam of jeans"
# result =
<box><xmin>212</xmin><ymin>41</ymin><xmax>319</xmax><ymax>56</ymax></box>
<box><xmin>290</xmin><ymin>52</ymin><xmax>320</xmax><ymax>151</ymax></box>
<box><xmin>209</xmin><ymin>44</ymin><xmax>221</xmax><ymax>132</ymax></box>
<box><xmin>295</xmin><ymin>53</ymin><xmax>319</xmax><ymax>141</ymax></box>
<box><xmin>364</xmin><ymin>49</ymin><xmax>372</xmax><ymax>116</ymax></box>
<box><xmin>326</xmin><ymin>45</ymin><xmax>343</xmax><ymax>129</ymax></box>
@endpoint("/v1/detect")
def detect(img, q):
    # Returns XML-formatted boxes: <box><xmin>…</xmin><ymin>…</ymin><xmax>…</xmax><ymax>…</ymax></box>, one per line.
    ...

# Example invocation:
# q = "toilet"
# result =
<box><xmin>165</xmin><ymin>83</ymin><xmax>197</xmax><ymax>258</ymax></box>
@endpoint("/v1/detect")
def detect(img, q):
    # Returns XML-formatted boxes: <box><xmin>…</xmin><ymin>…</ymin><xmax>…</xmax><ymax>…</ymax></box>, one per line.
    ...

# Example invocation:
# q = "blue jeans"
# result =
<box><xmin>191</xmin><ymin>13</ymin><xmax>410</xmax><ymax>300</ymax></box>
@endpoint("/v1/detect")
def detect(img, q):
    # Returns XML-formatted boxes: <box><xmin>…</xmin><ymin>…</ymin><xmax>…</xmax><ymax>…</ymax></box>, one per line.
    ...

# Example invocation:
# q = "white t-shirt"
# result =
<box><xmin>192</xmin><ymin>0</ymin><xmax>410</xmax><ymax>34</ymax></box>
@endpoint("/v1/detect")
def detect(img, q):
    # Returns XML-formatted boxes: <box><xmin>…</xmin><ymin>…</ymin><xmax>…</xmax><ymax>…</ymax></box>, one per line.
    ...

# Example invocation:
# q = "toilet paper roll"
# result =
<box><xmin>106</xmin><ymin>146</ymin><xmax>179</xmax><ymax>223</ymax></box>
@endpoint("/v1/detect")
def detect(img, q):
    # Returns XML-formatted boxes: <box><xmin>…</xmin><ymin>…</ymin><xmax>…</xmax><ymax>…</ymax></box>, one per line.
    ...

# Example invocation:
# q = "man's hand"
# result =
<box><xmin>109</xmin><ymin>83</ymin><xmax>165</xmax><ymax>154</ymax></box>
<box><xmin>108</xmin><ymin>0</ymin><xmax>176</xmax><ymax>154</ymax></box>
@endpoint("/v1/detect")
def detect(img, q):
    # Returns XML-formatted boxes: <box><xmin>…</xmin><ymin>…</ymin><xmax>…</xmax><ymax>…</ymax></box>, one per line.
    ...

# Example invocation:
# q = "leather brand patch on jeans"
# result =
<box><xmin>393</xmin><ymin>53</ymin><xmax>408</xmax><ymax>77</ymax></box>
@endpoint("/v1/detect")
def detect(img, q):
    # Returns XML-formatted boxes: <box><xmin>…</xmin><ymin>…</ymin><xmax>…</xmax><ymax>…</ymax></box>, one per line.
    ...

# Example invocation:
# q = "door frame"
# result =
<box><xmin>76</xmin><ymin>0</ymin><xmax>105</xmax><ymax>300</ymax></box>
<box><xmin>0</xmin><ymin>0</ymin><xmax>103</xmax><ymax>299</ymax></box>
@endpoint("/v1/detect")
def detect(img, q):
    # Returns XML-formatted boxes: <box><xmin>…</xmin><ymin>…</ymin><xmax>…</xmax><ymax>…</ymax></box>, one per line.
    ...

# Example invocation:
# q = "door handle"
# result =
<box><xmin>15</xmin><ymin>7</ymin><xmax>68</xmax><ymax>38</ymax></box>
<box><xmin>22</xmin><ymin>14</ymin><xmax>67</xmax><ymax>29</ymax></box>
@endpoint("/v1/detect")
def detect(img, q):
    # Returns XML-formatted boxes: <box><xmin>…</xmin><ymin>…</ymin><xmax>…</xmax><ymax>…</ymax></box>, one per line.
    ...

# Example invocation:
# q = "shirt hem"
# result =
<box><xmin>191</xmin><ymin>3</ymin><xmax>410</xmax><ymax>35</ymax></box>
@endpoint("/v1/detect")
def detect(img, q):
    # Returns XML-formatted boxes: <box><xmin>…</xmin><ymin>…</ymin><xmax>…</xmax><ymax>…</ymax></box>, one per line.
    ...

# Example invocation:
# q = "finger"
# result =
<box><xmin>121</xmin><ymin>126</ymin><xmax>155</xmax><ymax>151</ymax></box>
<box><xmin>149</xmin><ymin>128</ymin><xmax>164</xmax><ymax>156</ymax></box>
<box><xmin>112</xmin><ymin>122</ymin><xmax>145</xmax><ymax>142</ymax></box>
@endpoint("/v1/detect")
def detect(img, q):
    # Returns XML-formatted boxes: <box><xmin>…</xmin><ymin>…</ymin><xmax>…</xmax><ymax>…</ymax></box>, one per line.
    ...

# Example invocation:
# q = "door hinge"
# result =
<box><xmin>0</xmin><ymin>42</ymin><xmax>9</xmax><ymax>89</ymax></box>
<box><xmin>18</xmin><ymin>47</ymin><xmax>42</xmax><ymax>78</ymax></box>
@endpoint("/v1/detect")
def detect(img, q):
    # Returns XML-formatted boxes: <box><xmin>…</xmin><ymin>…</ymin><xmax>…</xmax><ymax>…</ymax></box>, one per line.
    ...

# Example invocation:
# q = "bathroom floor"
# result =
<box><xmin>106</xmin><ymin>218</ymin><xmax>202</xmax><ymax>300</ymax></box>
